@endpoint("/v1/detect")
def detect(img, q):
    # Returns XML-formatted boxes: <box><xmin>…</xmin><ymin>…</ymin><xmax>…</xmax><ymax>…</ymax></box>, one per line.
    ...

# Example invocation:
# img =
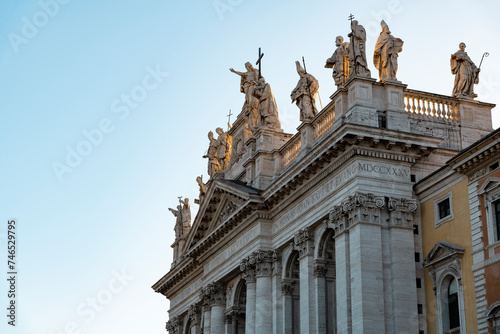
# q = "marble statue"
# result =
<box><xmin>348</xmin><ymin>20</ymin><xmax>371</xmax><ymax>77</ymax></box>
<box><xmin>254</xmin><ymin>78</ymin><xmax>281</xmax><ymax>129</ymax></box>
<box><xmin>451</xmin><ymin>42</ymin><xmax>479</xmax><ymax>99</ymax></box>
<box><xmin>180</xmin><ymin>198</ymin><xmax>191</xmax><ymax>235</ymax></box>
<box><xmin>168</xmin><ymin>204</ymin><xmax>183</xmax><ymax>239</ymax></box>
<box><xmin>230</xmin><ymin>62</ymin><xmax>259</xmax><ymax>113</ymax></box>
<box><xmin>291</xmin><ymin>61</ymin><xmax>319</xmax><ymax>122</ymax></box>
<box><xmin>325</xmin><ymin>36</ymin><xmax>350</xmax><ymax>87</ymax></box>
<box><xmin>196</xmin><ymin>176</ymin><xmax>207</xmax><ymax>204</ymax></box>
<box><xmin>373</xmin><ymin>20</ymin><xmax>404</xmax><ymax>82</ymax></box>
<box><xmin>216</xmin><ymin>124</ymin><xmax>233</xmax><ymax>171</ymax></box>
<box><xmin>203</xmin><ymin>131</ymin><xmax>220</xmax><ymax>178</ymax></box>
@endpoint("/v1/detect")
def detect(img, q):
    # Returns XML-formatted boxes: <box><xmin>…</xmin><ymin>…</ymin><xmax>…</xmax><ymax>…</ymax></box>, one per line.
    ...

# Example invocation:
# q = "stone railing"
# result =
<box><xmin>281</xmin><ymin>133</ymin><xmax>301</xmax><ymax>167</ymax></box>
<box><xmin>313</xmin><ymin>104</ymin><xmax>336</xmax><ymax>140</ymax></box>
<box><xmin>404</xmin><ymin>89</ymin><xmax>460</xmax><ymax>122</ymax></box>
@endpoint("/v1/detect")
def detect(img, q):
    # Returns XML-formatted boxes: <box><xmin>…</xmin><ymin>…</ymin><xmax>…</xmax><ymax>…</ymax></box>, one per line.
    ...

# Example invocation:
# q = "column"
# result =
<box><xmin>240</xmin><ymin>257</ymin><xmax>256</xmax><ymax>334</ymax></box>
<box><xmin>255</xmin><ymin>250</ymin><xmax>273</xmax><ymax>333</ymax></box>
<box><xmin>314</xmin><ymin>262</ymin><xmax>327</xmax><ymax>334</ymax></box>
<box><xmin>295</xmin><ymin>227</ymin><xmax>316</xmax><ymax>333</ymax></box>
<box><xmin>203</xmin><ymin>308</ymin><xmax>211</xmax><ymax>334</ymax></box>
<box><xmin>272</xmin><ymin>250</ymin><xmax>283</xmax><ymax>334</ymax></box>
<box><xmin>209</xmin><ymin>284</ymin><xmax>226</xmax><ymax>334</ymax></box>
<box><xmin>387</xmin><ymin>197</ymin><xmax>419</xmax><ymax>334</ymax></box>
<box><xmin>334</xmin><ymin>230</ymin><xmax>351</xmax><ymax>334</ymax></box>
<box><xmin>188</xmin><ymin>305</ymin><xmax>202</xmax><ymax>334</ymax></box>
<box><xmin>281</xmin><ymin>279</ymin><xmax>294</xmax><ymax>334</ymax></box>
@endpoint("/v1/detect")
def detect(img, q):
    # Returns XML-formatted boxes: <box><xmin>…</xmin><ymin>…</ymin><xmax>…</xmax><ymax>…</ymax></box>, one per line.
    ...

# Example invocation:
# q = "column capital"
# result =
<box><xmin>188</xmin><ymin>305</ymin><xmax>202</xmax><ymax>326</ymax></box>
<box><xmin>281</xmin><ymin>280</ymin><xmax>294</xmax><ymax>295</ymax></box>
<box><xmin>166</xmin><ymin>316</ymin><xmax>183</xmax><ymax>334</ymax></box>
<box><xmin>200</xmin><ymin>283</ymin><xmax>226</xmax><ymax>307</ymax></box>
<box><xmin>387</xmin><ymin>197</ymin><xmax>417</xmax><ymax>228</ymax></box>
<box><xmin>294</xmin><ymin>227</ymin><xmax>315</xmax><ymax>258</ymax></box>
<box><xmin>313</xmin><ymin>264</ymin><xmax>328</xmax><ymax>277</ymax></box>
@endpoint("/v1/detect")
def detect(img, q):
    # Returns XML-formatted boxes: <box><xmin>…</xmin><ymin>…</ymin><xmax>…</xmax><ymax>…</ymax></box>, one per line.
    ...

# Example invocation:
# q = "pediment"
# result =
<box><xmin>183</xmin><ymin>179</ymin><xmax>262</xmax><ymax>253</ymax></box>
<box><xmin>423</xmin><ymin>241</ymin><xmax>464</xmax><ymax>268</ymax></box>
<box><xmin>478</xmin><ymin>177</ymin><xmax>500</xmax><ymax>195</ymax></box>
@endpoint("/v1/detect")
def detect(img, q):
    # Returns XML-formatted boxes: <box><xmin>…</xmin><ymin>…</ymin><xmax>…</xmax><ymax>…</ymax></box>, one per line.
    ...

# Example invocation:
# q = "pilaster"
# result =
<box><xmin>240</xmin><ymin>257</ymin><xmax>256</xmax><ymax>334</ymax></box>
<box><xmin>271</xmin><ymin>250</ymin><xmax>283</xmax><ymax>334</ymax></box>
<box><xmin>294</xmin><ymin>227</ymin><xmax>316</xmax><ymax>333</ymax></box>
<box><xmin>314</xmin><ymin>261</ymin><xmax>327</xmax><ymax>334</ymax></box>
<box><xmin>188</xmin><ymin>305</ymin><xmax>202</xmax><ymax>334</ymax></box>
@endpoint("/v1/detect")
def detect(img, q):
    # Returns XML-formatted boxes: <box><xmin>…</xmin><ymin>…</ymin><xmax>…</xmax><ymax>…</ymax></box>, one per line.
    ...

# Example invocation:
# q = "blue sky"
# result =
<box><xmin>1</xmin><ymin>0</ymin><xmax>499</xmax><ymax>333</ymax></box>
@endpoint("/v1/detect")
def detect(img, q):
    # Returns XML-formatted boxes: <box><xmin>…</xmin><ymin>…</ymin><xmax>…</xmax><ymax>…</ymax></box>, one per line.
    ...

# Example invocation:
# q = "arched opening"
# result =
<box><xmin>318</xmin><ymin>229</ymin><xmax>336</xmax><ymax>333</ymax></box>
<box><xmin>284</xmin><ymin>250</ymin><xmax>301</xmax><ymax>334</ymax></box>
<box><xmin>441</xmin><ymin>275</ymin><xmax>461</xmax><ymax>333</ymax></box>
<box><xmin>232</xmin><ymin>280</ymin><xmax>246</xmax><ymax>334</ymax></box>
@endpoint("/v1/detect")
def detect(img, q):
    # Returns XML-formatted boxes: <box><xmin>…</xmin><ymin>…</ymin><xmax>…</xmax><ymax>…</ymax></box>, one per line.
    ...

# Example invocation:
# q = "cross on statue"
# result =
<box><xmin>256</xmin><ymin>47</ymin><xmax>264</xmax><ymax>79</ymax></box>
<box><xmin>348</xmin><ymin>13</ymin><xmax>357</xmax><ymax>74</ymax></box>
<box><xmin>348</xmin><ymin>13</ymin><xmax>355</xmax><ymax>23</ymax></box>
<box><xmin>227</xmin><ymin>109</ymin><xmax>233</xmax><ymax>130</ymax></box>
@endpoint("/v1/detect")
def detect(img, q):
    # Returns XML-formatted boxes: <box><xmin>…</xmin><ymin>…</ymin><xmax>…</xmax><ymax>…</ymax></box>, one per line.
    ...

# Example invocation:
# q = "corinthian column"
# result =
<box><xmin>254</xmin><ymin>250</ymin><xmax>273</xmax><ymax>333</ymax></box>
<box><xmin>240</xmin><ymin>257</ymin><xmax>256</xmax><ymax>334</ymax></box>
<box><xmin>209</xmin><ymin>283</ymin><xmax>226</xmax><ymax>334</ymax></box>
<box><xmin>295</xmin><ymin>227</ymin><xmax>316</xmax><ymax>333</ymax></box>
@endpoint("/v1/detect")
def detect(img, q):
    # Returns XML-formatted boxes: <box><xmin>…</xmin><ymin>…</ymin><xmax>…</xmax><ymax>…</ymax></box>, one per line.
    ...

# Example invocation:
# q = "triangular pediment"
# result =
<box><xmin>478</xmin><ymin>177</ymin><xmax>500</xmax><ymax>195</ymax></box>
<box><xmin>183</xmin><ymin>179</ymin><xmax>262</xmax><ymax>253</ymax></box>
<box><xmin>423</xmin><ymin>241</ymin><xmax>464</xmax><ymax>268</ymax></box>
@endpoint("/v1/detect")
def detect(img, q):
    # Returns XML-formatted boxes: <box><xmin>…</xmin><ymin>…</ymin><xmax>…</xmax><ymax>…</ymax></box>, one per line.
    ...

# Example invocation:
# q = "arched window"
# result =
<box><xmin>317</xmin><ymin>229</ymin><xmax>336</xmax><ymax>333</ymax></box>
<box><xmin>283</xmin><ymin>250</ymin><xmax>300</xmax><ymax>334</ymax></box>
<box><xmin>441</xmin><ymin>275</ymin><xmax>461</xmax><ymax>333</ymax></box>
<box><xmin>232</xmin><ymin>280</ymin><xmax>246</xmax><ymax>334</ymax></box>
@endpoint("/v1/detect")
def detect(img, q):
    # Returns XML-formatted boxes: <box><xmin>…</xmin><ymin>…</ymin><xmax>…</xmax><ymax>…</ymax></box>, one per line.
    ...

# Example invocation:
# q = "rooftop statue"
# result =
<box><xmin>291</xmin><ymin>61</ymin><xmax>319</xmax><ymax>122</ymax></box>
<box><xmin>216</xmin><ymin>124</ymin><xmax>233</xmax><ymax>171</ymax></box>
<box><xmin>348</xmin><ymin>20</ymin><xmax>371</xmax><ymax>77</ymax></box>
<box><xmin>168</xmin><ymin>203</ymin><xmax>183</xmax><ymax>239</ymax></box>
<box><xmin>229</xmin><ymin>62</ymin><xmax>259</xmax><ymax>113</ymax></box>
<box><xmin>325</xmin><ymin>36</ymin><xmax>350</xmax><ymax>87</ymax></box>
<box><xmin>168</xmin><ymin>198</ymin><xmax>191</xmax><ymax>239</ymax></box>
<box><xmin>203</xmin><ymin>131</ymin><xmax>220</xmax><ymax>178</ymax></box>
<box><xmin>451</xmin><ymin>42</ymin><xmax>480</xmax><ymax>99</ymax></box>
<box><xmin>254</xmin><ymin>78</ymin><xmax>281</xmax><ymax>129</ymax></box>
<box><xmin>196</xmin><ymin>176</ymin><xmax>207</xmax><ymax>204</ymax></box>
<box><xmin>373</xmin><ymin>20</ymin><xmax>404</xmax><ymax>82</ymax></box>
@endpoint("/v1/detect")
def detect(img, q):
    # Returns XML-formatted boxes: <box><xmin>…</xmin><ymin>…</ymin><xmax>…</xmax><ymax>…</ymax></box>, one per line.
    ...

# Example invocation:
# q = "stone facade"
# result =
<box><xmin>152</xmin><ymin>45</ymin><xmax>496</xmax><ymax>334</ymax></box>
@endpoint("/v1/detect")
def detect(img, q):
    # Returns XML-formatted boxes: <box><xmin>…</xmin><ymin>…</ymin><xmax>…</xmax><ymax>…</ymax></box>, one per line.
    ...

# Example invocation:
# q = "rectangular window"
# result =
<box><xmin>416</xmin><ymin>278</ymin><xmax>422</xmax><ymax>288</ymax></box>
<box><xmin>413</xmin><ymin>224</ymin><xmax>419</xmax><ymax>235</ymax></box>
<box><xmin>495</xmin><ymin>200</ymin><xmax>500</xmax><ymax>241</ymax></box>
<box><xmin>417</xmin><ymin>304</ymin><xmax>423</xmax><ymax>314</ymax></box>
<box><xmin>415</xmin><ymin>252</ymin><xmax>420</xmax><ymax>262</ymax></box>
<box><xmin>438</xmin><ymin>198</ymin><xmax>451</xmax><ymax>219</ymax></box>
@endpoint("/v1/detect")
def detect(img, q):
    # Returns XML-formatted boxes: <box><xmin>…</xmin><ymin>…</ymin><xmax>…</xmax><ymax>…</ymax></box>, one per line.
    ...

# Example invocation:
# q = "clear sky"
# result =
<box><xmin>1</xmin><ymin>0</ymin><xmax>499</xmax><ymax>333</ymax></box>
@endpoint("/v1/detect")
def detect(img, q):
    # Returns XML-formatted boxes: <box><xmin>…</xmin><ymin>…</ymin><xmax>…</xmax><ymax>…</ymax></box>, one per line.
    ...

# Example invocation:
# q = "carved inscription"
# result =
<box><xmin>170</xmin><ymin>279</ymin><xmax>203</xmax><ymax>306</ymax></box>
<box><xmin>274</xmin><ymin>161</ymin><xmax>410</xmax><ymax>233</ymax></box>
<box><xmin>274</xmin><ymin>163</ymin><xmax>358</xmax><ymax>232</ymax></box>
<box><xmin>205</xmin><ymin>225</ymin><xmax>259</xmax><ymax>273</ymax></box>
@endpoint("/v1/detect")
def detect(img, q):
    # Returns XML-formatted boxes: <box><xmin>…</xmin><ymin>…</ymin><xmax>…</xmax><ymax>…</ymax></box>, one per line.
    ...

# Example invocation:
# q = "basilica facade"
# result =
<box><xmin>153</xmin><ymin>20</ymin><xmax>498</xmax><ymax>334</ymax></box>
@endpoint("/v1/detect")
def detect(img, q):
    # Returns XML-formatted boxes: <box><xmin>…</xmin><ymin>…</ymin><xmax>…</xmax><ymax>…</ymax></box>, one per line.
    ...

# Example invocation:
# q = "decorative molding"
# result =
<box><xmin>166</xmin><ymin>316</ymin><xmax>183</xmax><ymax>334</ymax></box>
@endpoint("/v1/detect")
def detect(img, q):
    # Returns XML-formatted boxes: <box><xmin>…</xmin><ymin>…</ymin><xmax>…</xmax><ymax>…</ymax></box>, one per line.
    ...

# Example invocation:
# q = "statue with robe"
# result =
<box><xmin>373</xmin><ymin>20</ymin><xmax>404</xmax><ymax>82</ymax></box>
<box><xmin>180</xmin><ymin>198</ymin><xmax>191</xmax><ymax>235</ymax></box>
<box><xmin>325</xmin><ymin>36</ymin><xmax>350</xmax><ymax>87</ymax></box>
<box><xmin>203</xmin><ymin>131</ymin><xmax>220</xmax><ymax>178</ymax></box>
<box><xmin>254</xmin><ymin>78</ymin><xmax>281</xmax><ymax>129</ymax></box>
<box><xmin>291</xmin><ymin>61</ymin><xmax>319</xmax><ymax>122</ymax></box>
<box><xmin>168</xmin><ymin>204</ymin><xmax>183</xmax><ymax>239</ymax></box>
<box><xmin>216</xmin><ymin>124</ymin><xmax>232</xmax><ymax>171</ymax></box>
<box><xmin>451</xmin><ymin>42</ymin><xmax>479</xmax><ymax>99</ymax></box>
<box><xmin>348</xmin><ymin>20</ymin><xmax>371</xmax><ymax>77</ymax></box>
<box><xmin>229</xmin><ymin>62</ymin><xmax>260</xmax><ymax>113</ymax></box>
<box><xmin>196</xmin><ymin>176</ymin><xmax>207</xmax><ymax>204</ymax></box>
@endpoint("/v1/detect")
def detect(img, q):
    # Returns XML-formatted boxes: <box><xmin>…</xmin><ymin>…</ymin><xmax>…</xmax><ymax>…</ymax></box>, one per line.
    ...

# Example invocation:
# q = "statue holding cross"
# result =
<box><xmin>347</xmin><ymin>15</ymin><xmax>371</xmax><ymax>78</ymax></box>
